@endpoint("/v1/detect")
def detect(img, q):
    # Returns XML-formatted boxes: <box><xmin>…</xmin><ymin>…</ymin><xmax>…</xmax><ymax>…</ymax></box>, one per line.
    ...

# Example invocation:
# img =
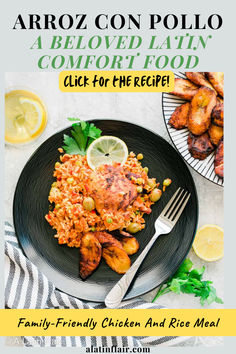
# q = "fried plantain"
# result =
<box><xmin>185</xmin><ymin>72</ymin><xmax>217</xmax><ymax>93</ymax></box>
<box><xmin>94</xmin><ymin>231</ymin><xmax>131</xmax><ymax>273</ymax></box>
<box><xmin>188</xmin><ymin>87</ymin><xmax>217</xmax><ymax>135</ymax></box>
<box><xmin>214</xmin><ymin>138</ymin><xmax>224</xmax><ymax>178</ymax></box>
<box><xmin>118</xmin><ymin>236</ymin><xmax>139</xmax><ymax>255</ymax></box>
<box><xmin>118</xmin><ymin>230</ymin><xmax>133</xmax><ymax>238</ymax></box>
<box><xmin>208</xmin><ymin>124</ymin><xmax>223</xmax><ymax>146</ymax></box>
<box><xmin>102</xmin><ymin>245</ymin><xmax>131</xmax><ymax>274</ymax></box>
<box><xmin>169</xmin><ymin>102</ymin><xmax>190</xmax><ymax>129</ymax></box>
<box><xmin>111</xmin><ymin>230</ymin><xmax>139</xmax><ymax>254</ymax></box>
<box><xmin>170</xmin><ymin>78</ymin><xmax>199</xmax><ymax>100</ymax></box>
<box><xmin>206</xmin><ymin>72</ymin><xmax>224</xmax><ymax>97</ymax></box>
<box><xmin>79</xmin><ymin>233</ymin><xmax>102</xmax><ymax>279</ymax></box>
<box><xmin>94</xmin><ymin>231</ymin><xmax>123</xmax><ymax>249</ymax></box>
<box><xmin>212</xmin><ymin>101</ymin><xmax>224</xmax><ymax>127</ymax></box>
<box><xmin>188</xmin><ymin>132</ymin><xmax>214</xmax><ymax>160</ymax></box>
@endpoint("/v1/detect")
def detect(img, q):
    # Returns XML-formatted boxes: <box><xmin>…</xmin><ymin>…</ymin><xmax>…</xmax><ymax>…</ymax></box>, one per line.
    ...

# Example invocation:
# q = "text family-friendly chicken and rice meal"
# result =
<box><xmin>168</xmin><ymin>72</ymin><xmax>224</xmax><ymax>178</ymax></box>
<box><xmin>45</xmin><ymin>120</ymin><xmax>171</xmax><ymax>279</ymax></box>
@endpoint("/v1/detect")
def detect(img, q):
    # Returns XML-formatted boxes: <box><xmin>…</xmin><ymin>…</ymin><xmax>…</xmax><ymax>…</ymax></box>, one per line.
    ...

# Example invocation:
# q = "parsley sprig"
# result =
<box><xmin>63</xmin><ymin>118</ymin><xmax>102</xmax><ymax>155</ymax></box>
<box><xmin>152</xmin><ymin>259</ymin><xmax>223</xmax><ymax>306</ymax></box>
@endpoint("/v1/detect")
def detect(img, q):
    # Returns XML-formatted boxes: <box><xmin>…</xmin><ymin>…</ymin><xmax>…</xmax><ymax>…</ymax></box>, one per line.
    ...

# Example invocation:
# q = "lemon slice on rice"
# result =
<box><xmin>192</xmin><ymin>224</ymin><xmax>224</xmax><ymax>262</ymax></box>
<box><xmin>87</xmin><ymin>136</ymin><xmax>128</xmax><ymax>170</ymax></box>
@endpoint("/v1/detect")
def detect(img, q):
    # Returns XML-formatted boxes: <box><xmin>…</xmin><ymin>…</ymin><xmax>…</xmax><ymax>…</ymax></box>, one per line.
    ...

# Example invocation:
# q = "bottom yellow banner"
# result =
<box><xmin>0</xmin><ymin>309</ymin><xmax>235</xmax><ymax>336</ymax></box>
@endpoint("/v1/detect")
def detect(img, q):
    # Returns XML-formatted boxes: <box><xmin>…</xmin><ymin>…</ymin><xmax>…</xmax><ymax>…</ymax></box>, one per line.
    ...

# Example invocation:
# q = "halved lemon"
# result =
<box><xmin>19</xmin><ymin>97</ymin><xmax>44</xmax><ymax>135</ymax></box>
<box><xmin>192</xmin><ymin>224</ymin><xmax>224</xmax><ymax>262</ymax></box>
<box><xmin>87</xmin><ymin>136</ymin><xmax>128</xmax><ymax>170</ymax></box>
<box><xmin>5</xmin><ymin>90</ymin><xmax>47</xmax><ymax>144</ymax></box>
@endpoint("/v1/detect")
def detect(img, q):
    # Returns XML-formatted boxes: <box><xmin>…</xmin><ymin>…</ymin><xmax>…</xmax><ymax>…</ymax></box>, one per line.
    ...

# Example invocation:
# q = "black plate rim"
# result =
<box><xmin>13</xmin><ymin>119</ymin><xmax>199</xmax><ymax>302</ymax></box>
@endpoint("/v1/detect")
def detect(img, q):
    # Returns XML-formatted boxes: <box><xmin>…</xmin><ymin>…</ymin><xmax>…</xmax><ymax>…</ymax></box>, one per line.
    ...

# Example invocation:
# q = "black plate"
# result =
<box><xmin>13</xmin><ymin>120</ymin><xmax>198</xmax><ymax>302</ymax></box>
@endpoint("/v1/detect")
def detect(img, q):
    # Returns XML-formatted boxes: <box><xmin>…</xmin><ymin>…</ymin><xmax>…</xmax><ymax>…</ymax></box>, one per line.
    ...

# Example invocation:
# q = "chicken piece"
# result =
<box><xmin>169</xmin><ymin>102</ymin><xmax>190</xmax><ymax>129</ymax></box>
<box><xmin>206</xmin><ymin>72</ymin><xmax>224</xmax><ymax>97</ymax></box>
<box><xmin>185</xmin><ymin>72</ymin><xmax>217</xmax><ymax>93</ymax></box>
<box><xmin>79</xmin><ymin>233</ymin><xmax>102</xmax><ymax>279</ymax></box>
<box><xmin>188</xmin><ymin>132</ymin><xmax>214</xmax><ymax>160</ymax></box>
<box><xmin>170</xmin><ymin>78</ymin><xmax>199</xmax><ymax>100</ymax></box>
<box><xmin>208</xmin><ymin>124</ymin><xmax>223</xmax><ymax>146</ymax></box>
<box><xmin>212</xmin><ymin>102</ymin><xmax>224</xmax><ymax>127</ymax></box>
<box><xmin>87</xmin><ymin>165</ymin><xmax>138</xmax><ymax>216</ymax></box>
<box><xmin>188</xmin><ymin>87</ymin><xmax>217</xmax><ymax>135</ymax></box>
<box><xmin>214</xmin><ymin>139</ymin><xmax>224</xmax><ymax>178</ymax></box>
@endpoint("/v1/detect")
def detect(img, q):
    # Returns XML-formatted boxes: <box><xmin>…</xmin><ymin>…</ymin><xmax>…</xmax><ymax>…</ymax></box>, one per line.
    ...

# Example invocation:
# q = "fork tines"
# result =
<box><xmin>161</xmin><ymin>187</ymin><xmax>191</xmax><ymax>222</ymax></box>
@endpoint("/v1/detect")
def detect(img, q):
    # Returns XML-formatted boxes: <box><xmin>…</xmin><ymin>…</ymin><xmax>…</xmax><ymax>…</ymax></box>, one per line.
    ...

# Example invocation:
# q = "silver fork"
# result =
<box><xmin>105</xmin><ymin>187</ymin><xmax>191</xmax><ymax>308</ymax></box>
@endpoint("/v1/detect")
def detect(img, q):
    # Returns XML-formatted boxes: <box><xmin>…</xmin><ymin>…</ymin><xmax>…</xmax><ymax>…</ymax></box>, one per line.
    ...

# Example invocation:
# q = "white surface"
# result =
<box><xmin>5</xmin><ymin>72</ymin><xmax>224</xmax><ymax>346</ymax></box>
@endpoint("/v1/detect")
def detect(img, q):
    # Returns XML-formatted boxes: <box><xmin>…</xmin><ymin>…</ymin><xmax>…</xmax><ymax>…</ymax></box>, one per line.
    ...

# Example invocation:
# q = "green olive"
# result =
<box><xmin>91</xmin><ymin>226</ymin><xmax>96</xmax><ymax>232</ymax></box>
<box><xmin>126</xmin><ymin>223</ymin><xmax>141</xmax><ymax>234</ymax></box>
<box><xmin>136</xmin><ymin>178</ymin><xmax>144</xmax><ymax>185</ymax></box>
<box><xmin>163</xmin><ymin>178</ymin><xmax>172</xmax><ymax>187</ymax></box>
<box><xmin>55</xmin><ymin>162</ymin><xmax>60</xmax><ymax>168</ymax></box>
<box><xmin>67</xmin><ymin>177</ymin><xmax>74</xmax><ymax>184</ymax></box>
<box><xmin>137</xmin><ymin>186</ymin><xmax>143</xmax><ymax>193</ymax></box>
<box><xmin>143</xmin><ymin>167</ymin><xmax>149</xmax><ymax>174</ymax></box>
<box><xmin>137</xmin><ymin>153</ymin><xmax>143</xmax><ymax>160</ymax></box>
<box><xmin>106</xmin><ymin>217</ymin><xmax>113</xmax><ymax>224</ymax></box>
<box><xmin>83</xmin><ymin>197</ymin><xmax>95</xmax><ymax>211</ymax></box>
<box><xmin>150</xmin><ymin>188</ymin><xmax>162</xmax><ymax>202</ymax></box>
<box><xmin>147</xmin><ymin>178</ymin><xmax>156</xmax><ymax>189</ymax></box>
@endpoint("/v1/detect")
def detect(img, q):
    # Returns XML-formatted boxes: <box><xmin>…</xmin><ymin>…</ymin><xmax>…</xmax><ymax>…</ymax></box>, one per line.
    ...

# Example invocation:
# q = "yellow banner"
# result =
<box><xmin>0</xmin><ymin>309</ymin><xmax>235</xmax><ymax>336</ymax></box>
<box><xmin>59</xmin><ymin>70</ymin><xmax>174</xmax><ymax>92</ymax></box>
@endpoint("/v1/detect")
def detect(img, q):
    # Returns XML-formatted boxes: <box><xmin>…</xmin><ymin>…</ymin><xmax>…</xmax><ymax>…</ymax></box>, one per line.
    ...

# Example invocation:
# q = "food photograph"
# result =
<box><xmin>163</xmin><ymin>72</ymin><xmax>224</xmax><ymax>185</ymax></box>
<box><xmin>4</xmin><ymin>72</ymin><xmax>224</xmax><ymax>347</ymax></box>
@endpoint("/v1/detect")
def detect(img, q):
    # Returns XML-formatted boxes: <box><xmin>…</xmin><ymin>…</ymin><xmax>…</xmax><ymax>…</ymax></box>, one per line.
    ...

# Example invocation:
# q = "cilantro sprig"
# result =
<box><xmin>63</xmin><ymin>118</ymin><xmax>102</xmax><ymax>155</ymax></box>
<box><xmin>152</xmin><ymin>259</ymin><xmax>223</xmax><ymax>306</ymax></box>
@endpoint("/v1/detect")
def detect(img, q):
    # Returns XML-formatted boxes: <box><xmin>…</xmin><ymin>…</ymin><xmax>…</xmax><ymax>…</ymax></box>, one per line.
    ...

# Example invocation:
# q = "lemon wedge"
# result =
<box><xmin>87</xmin><ymin>136</ymin><xmax>128</xmax><ymax>170</ymax></box>
<box><xmin>192</xmin><ymin>224</ymin><xmax>224</xmax><ymax>262</ymax></box>
<box><xmin>5</xmin><ymin>90</ymin><xmax>47</xmax><ymax>144</ymax></box>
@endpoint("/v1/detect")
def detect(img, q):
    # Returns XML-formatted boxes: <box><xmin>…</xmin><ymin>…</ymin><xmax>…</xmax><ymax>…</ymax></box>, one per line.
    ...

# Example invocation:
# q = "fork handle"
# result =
<box><xmin>105</xmin><ymin>227</ymin><xmax>163</xmax><ymax>308</ymax></box>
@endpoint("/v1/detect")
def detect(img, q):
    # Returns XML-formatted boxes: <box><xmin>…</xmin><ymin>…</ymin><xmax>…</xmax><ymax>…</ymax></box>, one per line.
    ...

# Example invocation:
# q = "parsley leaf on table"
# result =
<box><xmin>62</xmin><ymin>118</ymin><xmax>102</xmax><ymax>155</ymax></box>
<box><xmin>152</xmin><ymin>259</ymin><xmax>223</xmax><ymax>306</ymax></box>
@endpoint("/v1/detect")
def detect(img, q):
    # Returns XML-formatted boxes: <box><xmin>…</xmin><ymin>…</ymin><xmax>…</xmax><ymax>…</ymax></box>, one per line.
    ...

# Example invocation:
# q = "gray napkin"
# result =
<box><xmin>5</xmin><ymin>221</ymin><xmax>184</xmax><ymax>347</ymax></box>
